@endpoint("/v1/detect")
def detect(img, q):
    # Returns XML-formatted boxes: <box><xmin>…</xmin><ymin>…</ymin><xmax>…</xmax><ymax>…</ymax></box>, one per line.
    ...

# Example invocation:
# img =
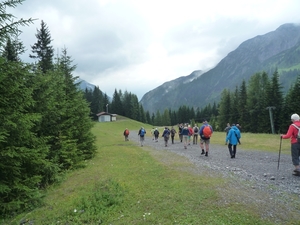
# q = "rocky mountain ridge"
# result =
<box><xmin>140</xmin><ymin>23</ymin><xmax>300</xmax><ymax>114</ymax></box>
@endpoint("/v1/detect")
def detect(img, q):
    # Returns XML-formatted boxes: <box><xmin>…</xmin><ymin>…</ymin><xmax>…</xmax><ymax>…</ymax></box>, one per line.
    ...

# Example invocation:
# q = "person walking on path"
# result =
<box><xmin>162</xmin><ymin>127</ymin><xmax>171</xmax><ymax>147</ymax></box>
<box><xmin>170</xmin><ymin>126</ymin><xmax>177</xmax><ymax>144</ymax></box>
<box><xmin>180</xmin><ymin>124</ymin><xmax>190</xmax><ymax>149</ymax></box>
<box><xmin>224</xmin><ymin>123</ymin><xmax>231</xmax><ymax>144</ymax></box>
<box><xmin>193</xmin><ymin>124</ymin><xmax>199</xmax><ymax>145</ymax></box>
<box><xmin>138</xmin><ymin>127</ymin><xmax>146</xmax><ymax>146</ymax></box>
<box><xmin>123</xmin><ymin>128</ymin><xmax>130</xmax><ymax>141</ymax></box>
<box><xmin>154</xmin><ymin>128</ymin><xmax>159</xmax><ymax>142</ymax></box>
<box><xmin>281</xmin><ymin>113</ymin><xmax>300</xmax><ymax>176</ymax></box>
<box><xmin>199</xmin><ymin>120</ymin><xmax>213</xmax><ymax>157</ymax></box>
<box><xmin>225</xmin><ymin>124</ymin><xmax>241</xmax><ymax>158</ymax></box>
<box><xmin>188</xmin><ymin>125</ymin><xmax>194</xmax><ymax>145</ymax></box>
<box><xmin>151</xmin><ymin>127</ymin><xmax>155</xmax><ymax>141</ymax></box>
<box><xmin>178</xmin><ymin>123</ymin><xmax>183</xmax><ymax>142</ymax></box>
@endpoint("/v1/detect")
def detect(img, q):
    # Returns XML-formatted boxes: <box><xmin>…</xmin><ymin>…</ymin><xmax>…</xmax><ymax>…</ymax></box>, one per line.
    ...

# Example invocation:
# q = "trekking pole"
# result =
<box><xmin>277</xmin><ymin>136</ymin><xmax>282</xmax><ymax>170</ymax></box>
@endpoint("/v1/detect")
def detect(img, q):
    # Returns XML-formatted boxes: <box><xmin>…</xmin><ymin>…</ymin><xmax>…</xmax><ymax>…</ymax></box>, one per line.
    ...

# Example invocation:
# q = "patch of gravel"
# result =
<box><xmin>129</xmin><ymin>133</ymin><xmax>300</xmax><ymax>224</ymax></box>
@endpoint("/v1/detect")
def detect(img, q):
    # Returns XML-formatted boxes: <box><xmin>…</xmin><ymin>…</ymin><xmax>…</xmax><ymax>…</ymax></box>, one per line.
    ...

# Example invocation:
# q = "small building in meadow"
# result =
<box><xmin>96</xmin><ymin>112</ymin><xmax>117</xmax><ymax>122</ymax></box>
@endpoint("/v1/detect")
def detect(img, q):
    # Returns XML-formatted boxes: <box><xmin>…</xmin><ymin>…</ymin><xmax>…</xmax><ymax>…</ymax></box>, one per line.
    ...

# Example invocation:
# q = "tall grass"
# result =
<box><xmin>3</xmin><ymin>118</ymin><xmax>295</xmax><ymax>224</ymax></box>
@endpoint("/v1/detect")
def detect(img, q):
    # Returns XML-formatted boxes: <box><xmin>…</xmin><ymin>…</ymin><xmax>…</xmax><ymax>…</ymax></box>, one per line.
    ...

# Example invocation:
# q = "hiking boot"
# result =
<box><xmin>294</xmin><ymin>169</ymin><xmax>300</xmax><ymax>174</ymax></box>
<box><xmin>205</xmin><ymin>152</ymin><xmax>208</xmax><ymax>157</ymax></box>
<box><xmin>201</xmin><ymin>149</ymin><xmax>205</xmax><ymax>155</ymax></box>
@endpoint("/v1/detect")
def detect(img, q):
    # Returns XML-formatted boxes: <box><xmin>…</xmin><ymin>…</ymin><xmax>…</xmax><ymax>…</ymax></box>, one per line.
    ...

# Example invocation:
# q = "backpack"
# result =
<box><xmin>154</xmin><ymin>130</ymin><xmax>159</xmax><ymax>136</ymax></box>
<box><xmin>125</xmin><ymin>129</ymin><xmax>129</xmax><ymax>136</ymax></box>
<box><xmin>292</xmin><ymin>124</ymin><xmax>300</xmax><ymax>143</ymax></box>
<box><xmin>171</xmin><ymin>128</ymin><xmax>176</xmax><ymax>135</ymax></box>
<box><xmin>140</xmin><ymin>129</ymin><xmax>145</xmax><ymax>137</ymax></box>
<box><xmin>202</xmin><ymin>125</ymin><xmax>212</xmax><ymax>139</ymax></box>
<box><xmin>194</xmin><ymin>127</ymin><xmax>199</xmax><ymax>133</ymax></box>
<box><xmin>164</xmin><ymin>131</ymin><xmax>170</xmax><ymax>140</ymax></box>
<box><xmin>188</xmin><ymin>128</ymin><xmax>194</xmax><ymax>136</ymax></box>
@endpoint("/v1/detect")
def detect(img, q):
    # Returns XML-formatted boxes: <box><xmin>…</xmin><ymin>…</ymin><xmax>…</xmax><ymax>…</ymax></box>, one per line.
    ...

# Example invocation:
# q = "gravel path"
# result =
<box><xmin>129</xmin><ymin>133</ymin><xmax>300</xmax><ymax>223</ymax></box>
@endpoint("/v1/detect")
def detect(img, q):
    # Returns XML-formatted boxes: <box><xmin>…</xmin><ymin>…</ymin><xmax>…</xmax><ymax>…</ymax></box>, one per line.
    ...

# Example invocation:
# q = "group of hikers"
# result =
<box><xmin>124</xmin><ymin>120</ymin><xmax>214</xmax><ymax>156</ymax></box>
<box><xmin>123</xmin><ymin>113</ymin><xmax>300</xmax><ymax>176</ymax></box>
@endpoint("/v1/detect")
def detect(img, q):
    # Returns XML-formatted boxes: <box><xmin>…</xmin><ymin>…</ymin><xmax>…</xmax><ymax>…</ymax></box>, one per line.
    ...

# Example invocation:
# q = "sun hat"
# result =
<box><xmin>291</xmin><ymin>114</ymin><xmax>300</xmax><ymax>121</ymax></box>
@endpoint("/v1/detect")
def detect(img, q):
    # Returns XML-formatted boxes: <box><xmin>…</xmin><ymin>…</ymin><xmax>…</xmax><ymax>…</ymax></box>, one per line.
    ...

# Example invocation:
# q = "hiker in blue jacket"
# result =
<box><xmin>138</xmin><ymin>127</ymin><xmax>146</xmax><ymax>146</ymax></box>
<box><xmin>180</xmin><ymin>124</ymin><xmax>190</xmax><ymax>149</ymax></box>
<box><xmin>225</xmin><ymin>124</ymin><xmax>241</xmax><ymax>158</ymax></box>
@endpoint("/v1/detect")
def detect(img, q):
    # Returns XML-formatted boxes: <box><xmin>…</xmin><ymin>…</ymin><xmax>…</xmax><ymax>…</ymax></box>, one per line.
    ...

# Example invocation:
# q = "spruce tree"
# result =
<box><xmin>0</xmin><ymin>58</ymin><xmax>48</xmax><ymax>215</ymax></box>
<box><xmin>58</xmin><ymin>48</ymin><xmax>96</xmax><ymax>162</ymax></box>
<box><xmin>90</xmin><ymin>86</ymin><xmax>104</xmax><ymax>120</ymax></box>
<box><xmin>111</xmin><ymin>89</ymin><xmax>123</xmax><ymax>115</ymax></box>
<box><xmin>1</xmin><ymin>36</ymin><xmax>25</xmax><ymax>61</ymax></box>
<box><xmin>0</xmin><ymin>0</ymin><xmax>34</xmax><ymax>47</ymax></box>
<box><xmin>267</xmin><ymin>69</ymin><xmax>284</xmax><ymax>133</ymax></box>
<box><xmin>238</xmin><ymin>80</ymin><xmax>248</xmax><ymax>131</ymax></box>
<box><xmin>30</xmin><ymin>20</ymin><xmax>54</xmax><ymax>73</ymax></box>
<box><xmin>217</xmin><ymin>89</ymin><xmax>231</xmax><ymax>130</ymax></box>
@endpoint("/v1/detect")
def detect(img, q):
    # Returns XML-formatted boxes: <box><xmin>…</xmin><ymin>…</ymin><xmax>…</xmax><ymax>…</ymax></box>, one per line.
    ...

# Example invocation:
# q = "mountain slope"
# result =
<box><xmin>75</xmin><ymin>78</ymin><xmax>95</xmax><ymax>91</ymax></box>
<box><xmin>140</xmin><ymin>23</ymin><xmax>300</xmax><ymax>114</ymax></box>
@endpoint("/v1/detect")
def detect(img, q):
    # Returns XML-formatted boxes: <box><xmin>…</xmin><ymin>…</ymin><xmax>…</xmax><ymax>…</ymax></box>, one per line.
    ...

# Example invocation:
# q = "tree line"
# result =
<box><xmin>88</xmin><ymin>69</ymin><xmax>297</xmax><ymax>134</ymax></box>
<box><xmin>0</xmin><ymin>1</ymin><xmax>96</xmax><ymax>216</ymax></box>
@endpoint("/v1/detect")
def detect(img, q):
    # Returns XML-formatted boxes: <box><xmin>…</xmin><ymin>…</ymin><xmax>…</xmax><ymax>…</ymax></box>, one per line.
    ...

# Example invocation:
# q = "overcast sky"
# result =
<box><xmin>11</xmin><ymin>0</ymin><xmax>300</xmax><ymax>100</ymax></box>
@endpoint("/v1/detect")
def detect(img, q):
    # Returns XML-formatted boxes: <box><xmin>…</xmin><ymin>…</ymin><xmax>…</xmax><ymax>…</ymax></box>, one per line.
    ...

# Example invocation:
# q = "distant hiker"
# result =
<box><xmin>180</xmin><ymin>124</ymin><xmax>189</xmax><ymax>149</ymax></box>
<box><xmin>178</xmin><ymin>123</ymin><xmax>183</xmax><ymax>142</ymax></box>
<box><xmin>151</xmin><ymin>127</ymin><xmax>155</xmax><ymax>140</ymax></box>
<box><xmin>281</xmin><ymin>113</ymin><xmax>300</xmax><ymax>176</ymax></box>
<box><xmin>224</xmin><ymin>123</ymin><xmax>231</xmax><ymax>134</ymax></box>
<box><xmin>188</xmin><ymin>125</ymin><xmax>193</xmax><ymax>145</ymax></box>
<box><xmin>236</xmin><ymin>123</ymin><xmax>242</xmax><ymax>132</ymax></box>
<box><xmin>170</xmin><ymin>126</ymin><xmax>177</xmax><ymax>144</ymax></box>
<box><xmin>225</xmin><ymin>124</ymin><xmax>241</xmax><ymax>158</ymax></box>
<box><xmin>138</xmin><ymin>127</ymin><xmax>146</xmax><ymax>146</ymax></box>
<box><xmin>199</xmin><ymin>119</ymin><xmax>213</xmax><ymax>157</ymax></box>
<box><xmin>154</xmin><ymin>128</ymin><xmax>159</xmax><ymax>142</ymax></box>
<box><xmin>193</xmin><ymin>124</ymin><xmax>199</xmax><ymax>145</ymax></box>
<box><xmin>123</xmin><ymin>128</ymin><xmax>130</xmax><ymax>141</ymax></box>
<box><xmin>224</xmin><ymin>123</ymin><xmax>231</xmax><ymax>144</ymax></box>
<box><xmin>162</xmin><ymin>127</ymin><xmax>171</xmax><ymax>147</ymax></box>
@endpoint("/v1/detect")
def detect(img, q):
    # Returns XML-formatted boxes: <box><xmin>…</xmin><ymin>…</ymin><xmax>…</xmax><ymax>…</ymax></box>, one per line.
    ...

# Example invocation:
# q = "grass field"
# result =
<box><xmin>3</xmin><ymin>117</ymin><xmax>295</xmax><ymax>224</ymax></box>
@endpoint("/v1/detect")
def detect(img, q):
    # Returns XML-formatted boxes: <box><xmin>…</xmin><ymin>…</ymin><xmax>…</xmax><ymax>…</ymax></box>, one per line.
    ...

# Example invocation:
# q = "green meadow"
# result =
<box><xmin>4</xmin><ymin>117</ymin><xmax>296</xmax><ymax>224</ymax></box>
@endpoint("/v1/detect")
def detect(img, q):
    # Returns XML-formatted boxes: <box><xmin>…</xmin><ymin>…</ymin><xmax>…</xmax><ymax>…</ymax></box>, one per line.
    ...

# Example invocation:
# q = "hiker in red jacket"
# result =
<box><xmin>281</xmin><ymin>113</ymin><xmax>300</xmax><ymax>176</ymax></box>
<box><xmin>123</xmin><ymin>128</ymin><xmax>129</xmax><ymax>141</ymax></box>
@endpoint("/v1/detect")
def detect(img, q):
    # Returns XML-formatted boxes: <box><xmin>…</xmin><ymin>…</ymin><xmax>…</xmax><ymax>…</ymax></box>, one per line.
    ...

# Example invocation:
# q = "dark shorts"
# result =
<box><xmin>291</xmin><ymin>142</ymin><xmax>300</xmax><ymax>166</ymax></box>
<box><xmin>200</xmin><ymin>137</ymin><xmax>210</xmax><ymax>144</ymax></box>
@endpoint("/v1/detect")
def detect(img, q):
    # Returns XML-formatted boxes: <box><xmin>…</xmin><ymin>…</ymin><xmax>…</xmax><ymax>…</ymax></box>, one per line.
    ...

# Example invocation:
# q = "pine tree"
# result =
<box><xmin>267</xmin><ymin>69</ymin><xmax>284</xmax><ymax>133</ymax></box>
<box><xmin>145</xmin><ymin>111</ymin><xmax>151</xmax><ymax>124</ymax></box>
<box><xmin>0</xmin><ymin>58</ymin><xmax>48</xmax><ymax>215</ymax></box>
<box><xmin>139</xmin><ymin>104</ymin><xmax>146</xmax><ymax>123</ymax></box>
<box><xmin>111</xmin><ymin>89</ymin><xmax>123</xmax><ymax>115</ymax></box>
<box><xmin>154</xmin><ymin>110</ymin><xmax>162</xmax><ymax>126</ymax></box>
<box><xmin>218</xmin><ymin>89</ymin><xmax>231</xmax><ymax>130</ymax></box>
<box><xmin>162</xmin><ymin>109</ymin><xmax>171</xmax><ymax>126</ymax></box>
<box><xmin>0</xmin><ymin>0</ymin><xmax>34</xmax><ymax>47</ymax></box>
<box><xmin>122</xmin><ymin>91</ymin><xmax>133</xmax><ymax>118</ymax></box>
<box><xmin>57</xmin><ymin>47</ymin><xmax>96</xmax><ymax>167</ymax></box>
<box><xmin>91</xmin><ymin>86</ymin><xmax>104</xmax><ymax>120</ymax></box>
<box><xmin>238</xmin><ymin>80</ymin><xmax>248</xmax><ymax>131</ymax></box>
<box><xmin>30</xmin><ymin>20</ymin><xmax>54</xmax><ymax>73</ymax></box>
<box><xmin>1</xmin><ymin>36</ymin><xmax>25</xmax><ymax>61</ymax></box>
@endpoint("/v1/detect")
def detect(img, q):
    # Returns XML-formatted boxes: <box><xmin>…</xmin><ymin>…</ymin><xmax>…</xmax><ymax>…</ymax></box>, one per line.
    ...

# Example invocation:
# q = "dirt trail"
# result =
<box><xmin>129</xmin><ymin>133</ymin><xmax>300</xmax><ymax>224</ymax></box>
